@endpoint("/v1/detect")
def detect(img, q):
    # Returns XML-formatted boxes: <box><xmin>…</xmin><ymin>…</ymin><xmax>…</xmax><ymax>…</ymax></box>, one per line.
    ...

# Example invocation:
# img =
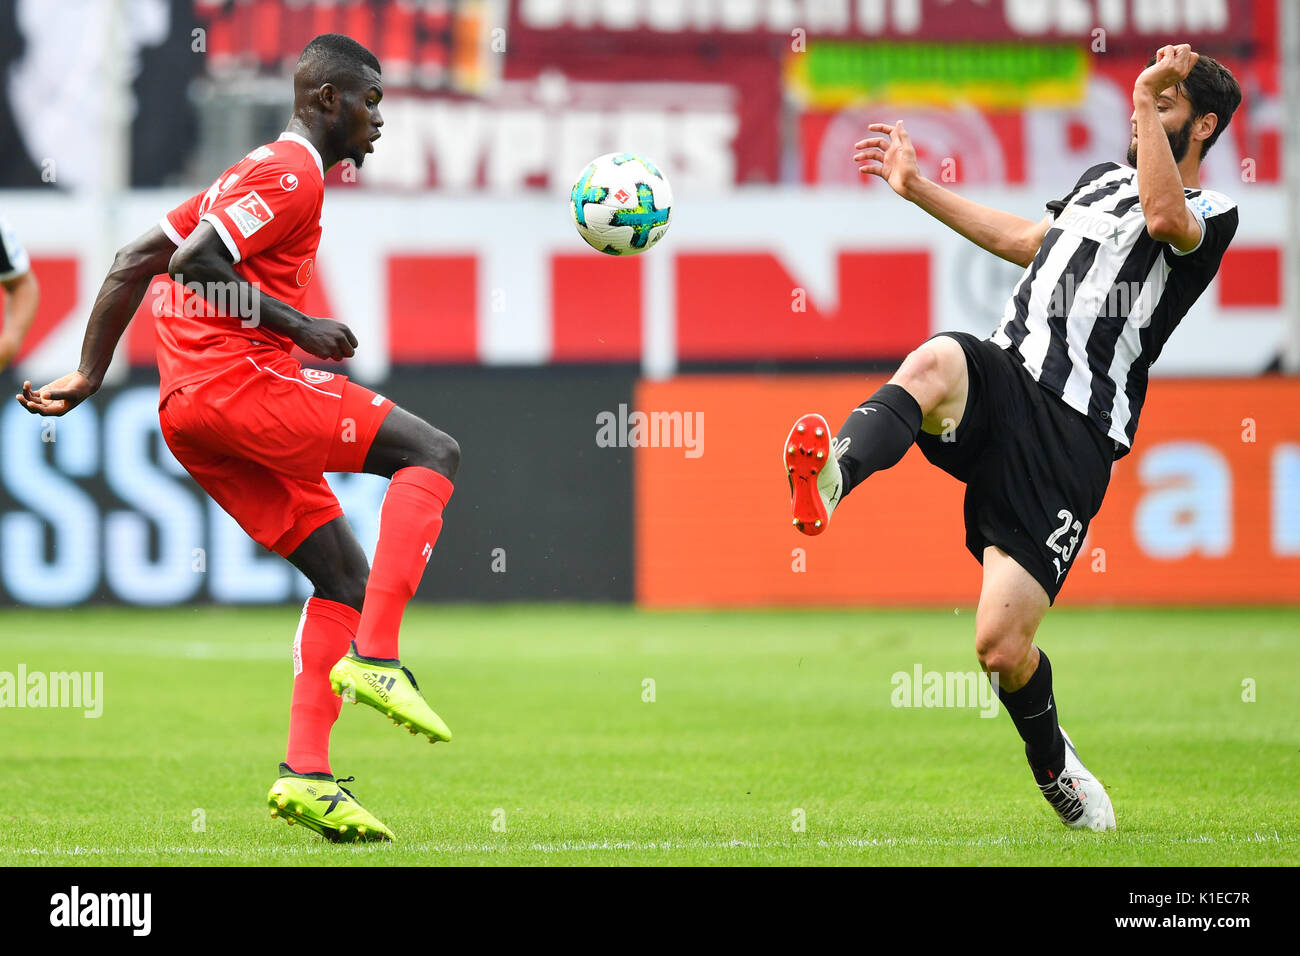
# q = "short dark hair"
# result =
<box><xmin>1148</xmin><ymin>53</ymin><xmax>1241</xmax><ymax>159</ymax></box>
<box><xmin>297</xmin><ymin>33</ymin><xmax>381</xmax><ymax>87</ymax></box>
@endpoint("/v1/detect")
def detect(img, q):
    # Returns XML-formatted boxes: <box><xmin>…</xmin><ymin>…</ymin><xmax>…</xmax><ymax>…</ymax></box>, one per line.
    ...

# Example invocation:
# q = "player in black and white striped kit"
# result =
<box><xmin>0</xmin><ymin>211</ymin><xmax>40</xmax><ymax>373</ymax></box>
<box><xmin>784</xmin><ymin>45</ymin><xmax>1240</xmax><ymax>831</ymax></box>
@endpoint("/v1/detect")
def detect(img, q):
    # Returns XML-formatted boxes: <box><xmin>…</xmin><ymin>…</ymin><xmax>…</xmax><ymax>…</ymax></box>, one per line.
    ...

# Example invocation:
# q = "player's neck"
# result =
<box><xmin>283</xmin><ymin>117</ymin><xmax>337</xmax><ymax>170</ymax></box>
<box><xmin>1179</xmin><ymin>154</ymin><xmax>1202</xmax><ymax>191</ymax></box>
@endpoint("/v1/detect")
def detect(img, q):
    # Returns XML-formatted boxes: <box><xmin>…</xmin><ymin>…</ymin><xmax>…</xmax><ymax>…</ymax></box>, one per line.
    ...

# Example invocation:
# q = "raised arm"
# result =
<box><xmin>855</xmin><ymin>121</ymin><xmax>1049</xmax><ymax>268</ymax></box>
<box><xmin>16</xmin><ymin>225</ymin><xmax>175</xmax><ymax>416</ymax></box>
<box><xmin>1131</xmin><ymin>44</ymin><xmax>1204</xmax><ymax>252</ymax></box>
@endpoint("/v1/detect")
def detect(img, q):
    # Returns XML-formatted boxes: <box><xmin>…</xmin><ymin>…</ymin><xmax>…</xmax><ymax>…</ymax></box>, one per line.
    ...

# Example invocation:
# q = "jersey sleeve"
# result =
<box><xmin>1164</xmin><ymin>191</ymin><xmax>1238</xmax><ymax>269</ymax></box>
<box><xmin>1046</xmin><ymin>162</ymin><xmax>1120</xmax><ymax>220</ymax></box>
<box><xmin>199</xmin><ymin>163</ymin><xmax>317</xmax><ymax>265</ymax></box>
<box><xmin>0</xmin><ymin>213</ymin><xmax>32</xmax><ymax>282</ymax></box>
<box><xmin>161</xmin><ymin>188</ymin><xmax>206</xmax><ymax>247</ymax></box>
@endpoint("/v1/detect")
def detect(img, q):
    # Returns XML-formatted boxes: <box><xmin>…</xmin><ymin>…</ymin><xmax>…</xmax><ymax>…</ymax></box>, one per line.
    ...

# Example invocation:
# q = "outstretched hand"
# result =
<box><xmin>853</xmin><ymin>121</ymin><xmax>922</xmax><ymax>199</ymax></box>
<box><xmin>15</xmin><ymin>371</ymin><xmax>98</xmax><ymax>417</ymax></box>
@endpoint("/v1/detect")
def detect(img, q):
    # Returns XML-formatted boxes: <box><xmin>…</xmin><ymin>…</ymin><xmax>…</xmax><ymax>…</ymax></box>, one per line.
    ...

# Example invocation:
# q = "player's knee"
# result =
<box><xmin>398</xmin><ymin>415</ymin><xmax>459</xmax><ymax>477</ymax></box>
<box><xmin>974</xmin><ymin>620</ymin><xmax>1034</xmax><ymax>676</ymax></box>
<box><xmin>891</xmin><ymin>342</ymin><xmax>958</xmax><ymax>418</ymax></box>
<box><xmin>423</xmin><ymin>428</ymin><xmax>459</xmax><ymax>479</ymax></box>
<box><xmin>897</xmin><ymin>344</ymin><xmax>942</xmax><ymax>389</ymax></box>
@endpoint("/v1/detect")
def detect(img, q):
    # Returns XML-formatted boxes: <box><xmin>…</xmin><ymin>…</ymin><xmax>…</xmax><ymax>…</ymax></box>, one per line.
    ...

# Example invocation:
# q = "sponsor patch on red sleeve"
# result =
<box><xmin>227</xmin><ymin>191</ymin><xmax>275</xmax><ymax>239</ymax></box>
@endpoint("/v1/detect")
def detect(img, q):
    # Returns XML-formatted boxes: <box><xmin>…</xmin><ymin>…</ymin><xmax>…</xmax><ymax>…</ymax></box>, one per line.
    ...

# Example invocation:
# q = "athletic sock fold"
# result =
<box><xmin>834</xmin><ymin>383</ymin><xmax>923</xmax><ymax>496</ymax></box>
<box><xmin>353</xmin><ymin>466</ymin><xmax>454</xmax><ymax>661</ymax></box>
<box><xmin>995</xmin><ymin>648</ymin><xmax>1066</xmax><ymax>785</ymax></box>
<box><xmin>286</xmin><ymin>596</ymin><xmax>361</xmax><ymax>775</ymax></box>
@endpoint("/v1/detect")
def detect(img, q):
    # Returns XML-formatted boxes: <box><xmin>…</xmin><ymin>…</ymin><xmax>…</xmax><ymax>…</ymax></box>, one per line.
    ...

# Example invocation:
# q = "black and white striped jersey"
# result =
<box><xmin>0</xmin><ymin>212</ymin><xmax>31</xmax><ymax>282</ymax></box>
<box><xmin>991</xmin><ymin>161</ymin><xmax>1238</xmax><ymax>457</ymax></box>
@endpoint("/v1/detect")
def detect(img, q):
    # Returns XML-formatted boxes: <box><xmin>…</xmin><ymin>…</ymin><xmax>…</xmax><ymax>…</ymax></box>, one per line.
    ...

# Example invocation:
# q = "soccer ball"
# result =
<box><xmin>569</xmin><ymin>153</ymin><xmax>673</xmax><ymax>256</ymax></box>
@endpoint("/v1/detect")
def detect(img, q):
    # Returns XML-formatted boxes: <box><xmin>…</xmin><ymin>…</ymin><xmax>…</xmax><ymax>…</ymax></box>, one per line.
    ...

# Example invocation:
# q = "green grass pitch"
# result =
<box><xmin>1</xmin><ymin>604</ymin><xmax>1296</xmax><ymax>866</ymax></box>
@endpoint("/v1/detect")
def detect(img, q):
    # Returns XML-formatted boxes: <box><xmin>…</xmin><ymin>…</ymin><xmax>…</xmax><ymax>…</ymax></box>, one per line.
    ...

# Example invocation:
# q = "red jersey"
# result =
<box><xmin>156</xmin><ymin>132</ymin><xmax>324</xmax><ymax>400</ymax></box>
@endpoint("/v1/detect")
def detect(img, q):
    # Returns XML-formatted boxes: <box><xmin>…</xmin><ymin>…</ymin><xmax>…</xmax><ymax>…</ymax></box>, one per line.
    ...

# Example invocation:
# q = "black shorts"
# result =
<box><xmin>914</xmin><ymin>332</ymin><xmax>1114</xmax><ymax>603</ymax></box>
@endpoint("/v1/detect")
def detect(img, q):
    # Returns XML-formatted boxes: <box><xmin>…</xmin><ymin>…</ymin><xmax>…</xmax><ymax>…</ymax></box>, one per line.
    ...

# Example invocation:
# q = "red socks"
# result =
<box><xmin>354</xmin><ymin>466</ymin><xmax>454</xmax><ymax>660</ymax></box>
<box><xmin>285</xmin><ymin>468</ymin><xmax>452</xmax><ymax>772</ymax></box>
<box><xmin>285</xmin><ymin>597</ymin><xmax>360</xmax><ymax>775</ymax></box>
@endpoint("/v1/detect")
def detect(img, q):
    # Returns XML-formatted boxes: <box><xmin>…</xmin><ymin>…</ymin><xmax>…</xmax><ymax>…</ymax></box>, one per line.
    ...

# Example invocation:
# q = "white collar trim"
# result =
<box><xmin>278</xmin><ymin>132</ymin><xmax>324</xmax><ymax>178</ymax></box>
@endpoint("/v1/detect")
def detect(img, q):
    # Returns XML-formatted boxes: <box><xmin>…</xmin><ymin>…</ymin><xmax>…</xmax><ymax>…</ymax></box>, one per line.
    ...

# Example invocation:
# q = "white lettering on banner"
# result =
<box><xmin>523</xmin><ymin>0</ymin><xmax>909</xmax><ymax>32</ymax></box>
<box><xmin>1006</xmin><ymin>0</ymin><xmax>1102</xmax><ymax>33</ymax></box>
<box><xmin>1274</xmin><ymin>445</ymin><xmax>1300</xmax><ymax>556</ymax></box>
<box><xmin>362</xmin><ymin>91</ymin><xmax>737</xmax><ymax>191</ymax></box>
<box><xmin>208</xmin><ymin>499</ymin><xmax>297</xmax><ymax>603</ymax></box>
<box><xmin>0</xmin><ymin>387</ymin><xmax>388</xmax><ymax>607</ymax></box>
<box><xmin>102</xmin><ymin>388</ymin><xmax>202</xmax><ymax>605</ymax></box>
<box><xmin>521</xmin><ymin>0</ymin><xmax>1225</xmax><ymax>34</ymax></box>
<box><xmin>1134</xmin><ymin>442</ymin><xmax>1232</xmax><ymax>559</ymax></box>
<box><xmin>0</xmin><ymin>401</ymin><xmax>99</xmax><ymax>605</ymax></box>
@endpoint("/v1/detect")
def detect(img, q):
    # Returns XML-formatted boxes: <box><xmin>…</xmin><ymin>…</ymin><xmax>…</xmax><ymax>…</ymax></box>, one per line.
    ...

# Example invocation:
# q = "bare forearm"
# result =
<box><xmin>905</xmin><ymin>176</ymin><xmax>1041</xmax><ymax>266</ymax></box>
<box><xmin>1132</xmin><ymin>94</ymin><xmax>1188</xmax><ymax>234</ymax></box>
<box><xmin>171</xmin><ymin>248</ymin><xmax>308</xmax><ymax>339</ymax></box>
<box><xmin>77</xmin><ymin>267</ymin><xmax>158</xmax><ymax>384</ymax></box>
<box><xmin>77</xmin><ymin>229</ymin><xmax>175</xmax><ymax>384</ymax></box>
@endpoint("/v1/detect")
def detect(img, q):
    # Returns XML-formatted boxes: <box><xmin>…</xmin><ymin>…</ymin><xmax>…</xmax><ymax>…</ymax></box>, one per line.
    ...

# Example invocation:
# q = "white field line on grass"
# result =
<box><xmin>2</xmin><ymin>638</ymin><xmax>288</xmax><ymax>661</ymax></box>
<box><xmin>8</xmin><ymin>832</ymin><xmax>1294</xmax><ymax>857</ymax></box>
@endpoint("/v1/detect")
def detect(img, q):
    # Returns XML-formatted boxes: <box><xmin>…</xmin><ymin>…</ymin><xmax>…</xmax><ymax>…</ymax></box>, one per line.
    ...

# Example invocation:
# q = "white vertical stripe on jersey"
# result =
<box><xmin>1013</xmin><ymin>230</ymin><xmax>1084</xmax><ymax>378</ymax></box>
<box><xmin>1058</xmin><ymin>186</ymin><xmax>1144</xmax><ymax>412</ymax></box>
<box><xmin>1104</xmin><ymin>256</ymin><xmax>1170</xmax><ymax>440</ymax></box>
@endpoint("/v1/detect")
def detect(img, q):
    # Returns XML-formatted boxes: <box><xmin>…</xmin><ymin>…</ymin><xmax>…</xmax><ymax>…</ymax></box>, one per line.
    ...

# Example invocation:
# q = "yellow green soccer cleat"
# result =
<box><xmin>329</xmin><ymin>642</ymin><xmax>453</xmax><ymax>743</ymax></box>
<box><xmin>267</xmin><ymin>764</ymin><xmax>394</xmax><ymax>843</ymax></box>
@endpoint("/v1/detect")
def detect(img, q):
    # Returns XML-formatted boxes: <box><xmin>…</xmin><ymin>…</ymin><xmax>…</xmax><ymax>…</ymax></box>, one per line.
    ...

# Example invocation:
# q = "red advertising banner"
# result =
<box><xmin>509</xmin><ymin>0</ymin><xmax>1263</xmax><ymax>46</ymax></box>
<box><xmin>635</xmin><ymin>375</ymin><xmax>1300</xmax><ymax>607</ymax></box>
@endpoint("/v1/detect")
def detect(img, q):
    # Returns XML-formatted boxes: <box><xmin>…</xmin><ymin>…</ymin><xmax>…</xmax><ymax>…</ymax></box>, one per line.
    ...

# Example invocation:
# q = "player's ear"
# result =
<box><xmin>1194</xmin><ymin>112</ymin><xmax>1217</xmax><ymax>152</ymax></box>
<box><xmin>316</xmin><ymin>82</ymin><xmax>339</xmax><ymax>112</ymax></box>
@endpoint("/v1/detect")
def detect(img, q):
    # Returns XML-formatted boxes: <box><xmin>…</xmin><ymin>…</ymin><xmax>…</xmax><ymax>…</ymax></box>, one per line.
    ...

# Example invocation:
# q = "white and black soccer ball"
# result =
<box><xmin>569</xmin><ymin>153</ymin><xmax>673</xmax><ymax>256</ymax></box>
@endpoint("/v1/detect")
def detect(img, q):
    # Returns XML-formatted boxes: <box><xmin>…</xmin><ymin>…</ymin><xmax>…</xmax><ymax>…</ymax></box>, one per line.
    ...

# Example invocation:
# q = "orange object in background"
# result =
<box><xmin>635</xmin><ymin>375</ymin><xmax>1300</xmax><ymax>607</ymax></box>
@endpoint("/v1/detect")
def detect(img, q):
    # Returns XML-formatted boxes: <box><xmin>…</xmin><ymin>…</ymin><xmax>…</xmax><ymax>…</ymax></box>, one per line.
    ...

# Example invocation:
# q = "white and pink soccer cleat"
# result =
<box><xmin>784</xmin><ymin>413</ymin><xmax>845</xmax><ymax>536</ymax></box>
<box><xmin>1038</xmin><ymin>728</ymin><xmax>1117</xmax><ymax>832</ymax></box>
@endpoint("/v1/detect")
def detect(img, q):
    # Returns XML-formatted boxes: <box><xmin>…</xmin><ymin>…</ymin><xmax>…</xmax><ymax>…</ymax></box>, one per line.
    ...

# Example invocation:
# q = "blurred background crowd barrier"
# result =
<box><xmin>1</xmin><ymin>0</ymin><xmax>1296</xmax><ymax>606</ymax></box>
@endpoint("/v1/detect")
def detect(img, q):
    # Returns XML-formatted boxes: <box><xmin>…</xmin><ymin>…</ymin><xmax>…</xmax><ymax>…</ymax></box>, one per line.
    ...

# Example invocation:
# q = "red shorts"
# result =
<box><xmin>159</xmin><ymin>351</ymin><xmax>395</xmax><ymax>556</ymax></box>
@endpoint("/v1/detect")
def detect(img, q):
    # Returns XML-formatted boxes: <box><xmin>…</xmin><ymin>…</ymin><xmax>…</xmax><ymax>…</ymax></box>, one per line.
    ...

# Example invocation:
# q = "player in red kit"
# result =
<box><xmin>18</xmin><ymin>35</ymin><xmax>454</xmax><ymax>843</ymax></box>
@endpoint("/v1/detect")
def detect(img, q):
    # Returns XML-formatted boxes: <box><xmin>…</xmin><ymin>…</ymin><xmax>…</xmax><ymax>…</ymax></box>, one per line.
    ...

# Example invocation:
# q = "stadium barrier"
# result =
<box><xmin>0</xmin><ymin>369</ymin><xmax>636</xmax><ymax>606</ymax></box>
<box><xmin>635</xmin><ymin>375</ymin><xmax>1300</xmax><ymax>606</ymax></box>
<box><xmin>3</xmin><ymin>369</ymin><xmax>1296</xmax><ymax>608</ymax></box>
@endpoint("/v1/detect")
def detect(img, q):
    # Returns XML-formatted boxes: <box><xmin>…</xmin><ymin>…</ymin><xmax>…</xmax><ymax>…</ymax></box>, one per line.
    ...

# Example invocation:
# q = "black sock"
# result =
<box><xmin>834</xmin><ymin>383</ymin><xmax>923</xmax><ymax>496</ymax></box>
<box><xmin>995</xmin><ymin>649</ymin><xmax>1066</xmax><ymax>786</ymax></box>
